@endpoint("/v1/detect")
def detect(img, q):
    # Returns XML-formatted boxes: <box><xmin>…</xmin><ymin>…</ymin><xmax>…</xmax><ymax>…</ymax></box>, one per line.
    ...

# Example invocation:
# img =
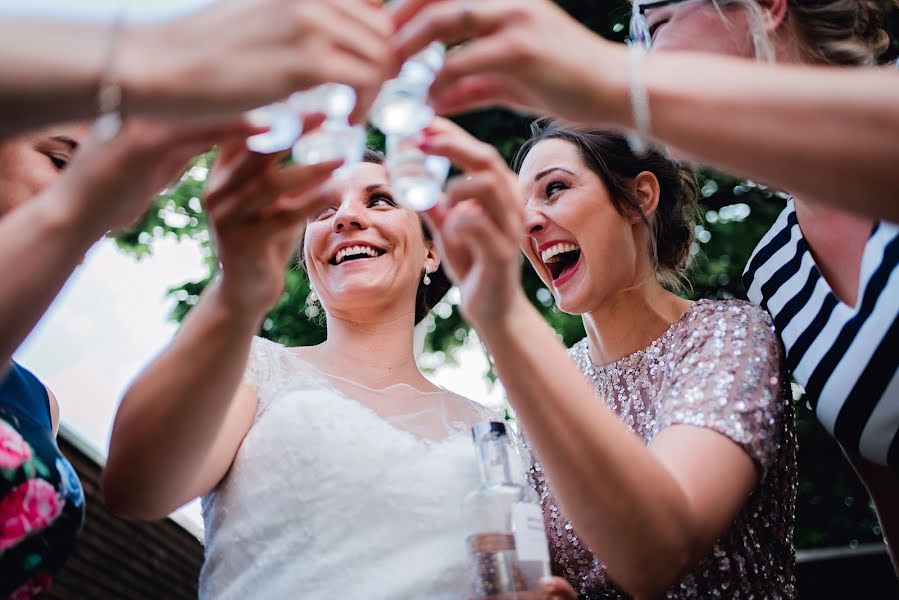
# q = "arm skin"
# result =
<box><xmin>103</xmin><ymin>145</ymin><xmax>339</xmax><ymax>519</ymax></box>
<box><xmin>0</xmin><ymin>0</ymin><xmax>394</xmax><ymax>138</ymax></box>
<box><xmin>0</xmin><ymin>189</ymin><xmax>106</xmax><ymax>368</ymax></box>
<box><xmin>478</xmin><ymin>297</ymin><xmax>758</xmax><ymax>600</ymax></box>
<box><xmin>391</xmin><ymin>0</ymin><xmax>899</xmax><ymax>222</ymax></box>
<box><xmin>419</xmin><ymin>122</ymin><xmax>763</xmax><ymax>599</ymax></box>
<box><xmin>0</xmin><ymin>119</ymin><xmax>250</xmax><ymax>370</ymax></box>
<box><xmin>630</xmin><ymin>49</ymin><xmax>899</xmax><ymax>223</ymax></box>
<box><xmin>103</xmin><ymin>280</ymin><xmax>261</xmax><ymax>519</ymax></box>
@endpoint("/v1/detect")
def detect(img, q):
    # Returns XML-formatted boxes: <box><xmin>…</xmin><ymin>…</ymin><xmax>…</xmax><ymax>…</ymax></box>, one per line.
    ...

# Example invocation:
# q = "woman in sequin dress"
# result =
<box><xmin>422</xmin><ymin>118</ymin><xmax>797</xmax><ymax>599</ymax></box>
<box><xmin>392</xmin><ymin>0</ymin><xmax>899</xmax><ymax>574</ymax></box>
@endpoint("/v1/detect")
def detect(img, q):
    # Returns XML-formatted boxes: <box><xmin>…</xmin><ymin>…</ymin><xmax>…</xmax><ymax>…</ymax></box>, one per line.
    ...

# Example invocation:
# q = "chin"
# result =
<box><xmin>330</xmin><ymin>277</ymin><xmax>390</xmax><ymax>300</ymax></box>
<box><xmin>553</xmin><ymin>285</ymin><xmax>590</xmax><ymax>317</ymax></box>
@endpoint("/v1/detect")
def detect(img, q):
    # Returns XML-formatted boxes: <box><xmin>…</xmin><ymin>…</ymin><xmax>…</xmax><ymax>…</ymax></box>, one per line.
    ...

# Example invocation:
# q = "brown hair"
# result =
<box><xmin>299</xmin><ymin>148</ymin><xmax>451</xmax><ymax>324</ymax></box>
<box><xmin>513</xmin><ymin>121</ymin><xmax>700</xmax><ymax>291</ymax></box>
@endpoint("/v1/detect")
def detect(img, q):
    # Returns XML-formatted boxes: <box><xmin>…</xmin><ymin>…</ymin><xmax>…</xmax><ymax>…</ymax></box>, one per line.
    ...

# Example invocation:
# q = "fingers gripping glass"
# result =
<box><xmin>629</xmin><ymin>0</ymin><xmax>699</xmax><ymax>49</ymax></box>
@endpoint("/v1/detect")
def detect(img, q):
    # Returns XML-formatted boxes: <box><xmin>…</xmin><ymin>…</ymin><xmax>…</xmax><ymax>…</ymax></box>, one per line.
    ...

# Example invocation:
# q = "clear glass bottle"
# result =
<box><xmin>291</xmin><ymin>83</ymin><xmax>365</xmax><ymax>176</ymax></box>
<box><xmin>369</xmin><ymin>42</ymin><xmax>445</xmax><ymax>136</ymax></box>
<box><xmin>245</xmin><ymin>101</ymin><xmax>303</xmax><ymax>154</ymax></box>
<box><xmin>464</xmin><ymin>421</ymin><xmax>551</xmax><ymax>599</ymax></box>
<box><xmin>385</xmin><ymin>132</ymin><xmax>450</xmax><ymax>211</ymax></box>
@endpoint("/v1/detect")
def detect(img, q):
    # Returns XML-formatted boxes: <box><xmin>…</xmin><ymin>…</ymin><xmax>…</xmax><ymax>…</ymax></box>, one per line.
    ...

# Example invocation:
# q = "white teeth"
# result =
<box><xmin>541</xmin><ymin>242</ymin><xmax>580</xmax><ymax>263</ymax></box>
<box><xmin>335</xmin><ymin>245</ymin><xmax>382</xmax><ymax>264</ymax></box>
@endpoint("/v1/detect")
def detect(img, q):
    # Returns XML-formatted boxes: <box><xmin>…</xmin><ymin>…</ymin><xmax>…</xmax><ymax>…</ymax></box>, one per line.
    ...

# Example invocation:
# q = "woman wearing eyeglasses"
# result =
<box><xmin>391</xmin><ymin>0</ymin><xmax>899</xmax><ymax>221</ymax></box>
<box><xmin>393</xmin><ymin>0</ymin><xmax>899</xmax><ymax>575</ymax></box>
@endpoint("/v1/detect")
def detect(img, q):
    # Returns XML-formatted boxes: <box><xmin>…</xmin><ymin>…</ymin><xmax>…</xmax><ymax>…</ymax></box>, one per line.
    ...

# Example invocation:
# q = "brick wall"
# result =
<box><xmin>39</xmin><ymin>428</ymin><xmax>203</xmax><ymax>599</ymax></box>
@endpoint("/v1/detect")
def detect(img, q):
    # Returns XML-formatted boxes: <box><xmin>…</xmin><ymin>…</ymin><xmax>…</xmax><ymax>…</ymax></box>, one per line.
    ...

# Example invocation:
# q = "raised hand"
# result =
<box><xmin>419</xmin><ymin>118</ymin><xmax>527</xmax><ymax>329</ymax></box>
<box><xmin>539</xmin><ymin>576</ymin><xmax>578</xmax><ymax>599</ymax></box>
<box><xmin>203</xmin><ymin>123</ymin><xmax>342</xmax><ymax>316</ymax></box>
<box><xmin>390</xmin><ymin>0</ymin><xmax>626</xmax><ymax>124</ymax></box>
<box><xmin>0</xmin><ymin>117</ymin><xmax>258</xmax><ymax>368</ymax></box>
<box><xmin>126</xmin><ymin>0</ymin><xmax>394</xmax><ymax>124</ymax></box>
<box><xmin>60</xmin><ymin>119</ymin><xmax>256</xmax><ymax>237</ymax></box>
<box><xmin>465</xmin><ymin>576</ymin><xmax>578</xmax><ymax>599</ymax></box>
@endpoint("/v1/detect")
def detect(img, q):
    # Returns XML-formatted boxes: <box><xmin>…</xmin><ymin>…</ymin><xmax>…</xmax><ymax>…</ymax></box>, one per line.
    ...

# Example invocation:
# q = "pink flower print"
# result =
<box><xmin>0</xmin><ymin>419</ymin><xmax>32</xmax><ymax>470</ymax></box>
<box><xmin>8</xmin><ymin>572</ymin><xmax>52</xmax><ymax>599</ymax></box>
<box><xmin>0</xmin><ymin>479</ymin><xmax>64</xmax><ymax>550</ymax></box>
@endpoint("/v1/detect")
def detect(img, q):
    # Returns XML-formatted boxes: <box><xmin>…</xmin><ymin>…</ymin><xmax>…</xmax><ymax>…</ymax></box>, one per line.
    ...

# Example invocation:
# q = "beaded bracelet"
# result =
<box><xmin>626</xmin><ymin>44</ymin><xmax>651</xmax><ymax>156</ymax></box>
<box><xmin>92</xmin><ymin>5</ymin><xmax>126</xmax><ymax>141</ymax></box>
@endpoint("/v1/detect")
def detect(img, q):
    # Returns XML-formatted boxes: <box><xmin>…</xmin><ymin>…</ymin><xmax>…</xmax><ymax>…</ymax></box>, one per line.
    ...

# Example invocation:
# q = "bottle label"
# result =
<box><xmin>511</xmin><ymin>502</ymin><xmax>550</xmax><ymax>563</ymax></box>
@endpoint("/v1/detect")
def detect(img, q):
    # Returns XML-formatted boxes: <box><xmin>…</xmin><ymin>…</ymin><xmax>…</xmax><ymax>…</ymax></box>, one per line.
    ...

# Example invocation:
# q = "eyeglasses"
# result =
<box><xmin>628</xmin><ymin>0</ymin><xmax>702</xmax><ymax>49</ymax></box>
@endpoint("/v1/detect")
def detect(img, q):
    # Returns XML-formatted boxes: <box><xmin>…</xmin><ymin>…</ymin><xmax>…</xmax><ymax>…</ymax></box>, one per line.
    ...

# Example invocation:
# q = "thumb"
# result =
<box><xmin>540</xmin><ymin>576</ymin><xmax>578</xmax><ymax>600</ymax></box>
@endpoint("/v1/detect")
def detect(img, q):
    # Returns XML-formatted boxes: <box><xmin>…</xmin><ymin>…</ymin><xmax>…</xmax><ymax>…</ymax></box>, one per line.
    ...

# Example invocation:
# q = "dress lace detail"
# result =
<box><xmin>201</xmin><ymin>337</ymin><xmax>499</xmax><ymax>599</ymax></box>
<box><xmin>528</xmin><ymin>299</ymin><xmax>798</xmax><ymax>599</ymax></box>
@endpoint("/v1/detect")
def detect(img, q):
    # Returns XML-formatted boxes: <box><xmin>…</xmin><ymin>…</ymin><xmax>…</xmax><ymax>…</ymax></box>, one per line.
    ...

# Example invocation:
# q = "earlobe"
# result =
<box><xmin>424</xmin><ymin>240</ymin><xmax>441</xmax><ymax>272</ymax></box>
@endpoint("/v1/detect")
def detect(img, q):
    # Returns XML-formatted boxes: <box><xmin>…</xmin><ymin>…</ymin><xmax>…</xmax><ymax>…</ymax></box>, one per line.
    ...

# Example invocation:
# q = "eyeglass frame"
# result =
<box><xmin>628</xmin><ymin>0</ymin><xmax>703</xmax><ymax>49</ymax></box>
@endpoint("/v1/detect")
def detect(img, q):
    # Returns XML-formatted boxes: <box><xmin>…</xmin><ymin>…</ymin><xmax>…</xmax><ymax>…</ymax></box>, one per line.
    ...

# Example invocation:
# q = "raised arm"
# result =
<box><xmin>421</xmin><ymin>120</ymin><xmax>773</xmax><ymax>599</ymax></box>
<box><xmin>103</xmin><ymin>143</ymin><xmax>340</xmax><ymax>519</ymax></box>
<box><xmin>393</xmin><ymin>0</ymin><xmax>899</xmax><ymax>222</ymax></box>
<box><xmin>0</xmin><ymin>120</ymin><xmax>248</xmax><ymax>368</ymax></box>
<box><xmin>0</xmin><ymin>0</ymin><xmax>392</xmax><ymax>138</ymax></box>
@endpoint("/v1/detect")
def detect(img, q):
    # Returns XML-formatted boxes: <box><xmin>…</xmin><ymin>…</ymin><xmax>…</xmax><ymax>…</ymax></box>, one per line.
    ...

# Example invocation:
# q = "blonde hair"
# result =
<box><xmin>722</xmin><ymin>0</ymin><xmax>899</xmax><ymax>65</ymax></box>
<box><xmin>713</xmin><ymin>0</ymin><xmax>776</xmax><ymax>62</ymax></box>
<box><xmin>789</xmin><ymin>0</ymin><xmax>899</xmax><ymax>66</ymax></box>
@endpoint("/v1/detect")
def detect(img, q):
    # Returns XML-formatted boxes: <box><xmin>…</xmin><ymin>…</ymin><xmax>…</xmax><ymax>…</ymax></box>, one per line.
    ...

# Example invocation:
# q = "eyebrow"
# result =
<box><xmin>534</xmin><ymin>167</ymin><xmax>575</xmax><ymax>183</ymax></box>
<box><xmin>50</xmin><ymin>136</ymin><xmax>79</xmax><ymax>151</ymax></box>
<box><xmin>365</xmin><ymin>183</ymin><xmax>388</xmax><ymax>192</ymax></box>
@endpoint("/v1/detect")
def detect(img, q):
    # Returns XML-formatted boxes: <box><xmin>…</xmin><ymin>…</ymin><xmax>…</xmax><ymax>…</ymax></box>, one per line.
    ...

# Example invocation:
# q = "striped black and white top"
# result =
<box><xmin>743</xmin><ymin>199</ymin><xmax>899</xmax><ymax>472</ymax></box>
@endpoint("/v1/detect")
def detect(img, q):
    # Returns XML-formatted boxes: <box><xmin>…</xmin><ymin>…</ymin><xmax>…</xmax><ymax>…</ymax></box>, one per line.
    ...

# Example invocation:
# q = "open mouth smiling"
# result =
<box><xmin>329</xmin><ymin>243</ymin><xmax>387</xmax><ymax>266</ymax></box>
<box><xmin>540</xmin><ymin>241</ymin><xmax>582</xmax><ymax>284</ymax></box>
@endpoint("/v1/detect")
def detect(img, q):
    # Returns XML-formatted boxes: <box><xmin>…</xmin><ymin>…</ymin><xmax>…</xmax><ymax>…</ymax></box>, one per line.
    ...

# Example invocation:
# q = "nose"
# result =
<box><xmin>523</xmin><ymin>203</ymin><xmax>548</xmax><ymax>238</ymax></box>
<box><xmin>332</xmin><ymin>196</ymin><xmax>369</xmax><ymax>233</ymax></box>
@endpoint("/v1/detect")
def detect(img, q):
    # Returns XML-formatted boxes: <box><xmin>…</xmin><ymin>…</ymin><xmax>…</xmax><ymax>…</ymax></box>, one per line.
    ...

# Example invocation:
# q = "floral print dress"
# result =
<box><xmin>1</xmin><ymin>363</ymin><xmax>84</xmax><ymax>599</ymax></box>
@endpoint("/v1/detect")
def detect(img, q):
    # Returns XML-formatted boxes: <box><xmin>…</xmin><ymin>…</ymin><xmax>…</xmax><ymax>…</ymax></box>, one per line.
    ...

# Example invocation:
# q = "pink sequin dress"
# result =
<box><xmin>528</xmin><ymin>299</ymin><xmax>798</xmax><ymax>599</ymax></box>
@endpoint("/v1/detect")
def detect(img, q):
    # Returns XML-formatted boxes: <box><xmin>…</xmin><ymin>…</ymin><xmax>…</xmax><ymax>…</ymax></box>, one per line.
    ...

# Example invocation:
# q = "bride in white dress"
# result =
<box><xmin>102</xmin><ymin>143</ymin><xmax>498</xmax><ymax>599</ymax></box>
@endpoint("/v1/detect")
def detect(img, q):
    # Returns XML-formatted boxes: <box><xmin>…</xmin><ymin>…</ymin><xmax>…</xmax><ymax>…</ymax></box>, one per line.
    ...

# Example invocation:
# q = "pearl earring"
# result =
<box><xmin>423</xmin><ymin>266</ymin><xmax>432</xmax><ymax>286</ymax></box>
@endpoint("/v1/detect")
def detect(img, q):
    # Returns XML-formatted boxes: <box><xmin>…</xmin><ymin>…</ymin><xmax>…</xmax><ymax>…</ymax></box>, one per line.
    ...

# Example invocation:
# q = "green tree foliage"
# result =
<box><xmin>114</xmin><ymin>2</ymin><xmax>896</xmax><ymax>549</ymax></box>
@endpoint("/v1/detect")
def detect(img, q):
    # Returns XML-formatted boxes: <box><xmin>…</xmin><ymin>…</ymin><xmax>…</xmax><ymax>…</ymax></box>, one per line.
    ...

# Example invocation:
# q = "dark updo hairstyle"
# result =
<box><xmin>512</xmin><ymin>121</ymin><xmax>700</xmax><ymax>291</ymax></box>
<box><xmin>299</xmin><ymin>147</ymin><xmax>451</xmax><ymax>325</ymax></box>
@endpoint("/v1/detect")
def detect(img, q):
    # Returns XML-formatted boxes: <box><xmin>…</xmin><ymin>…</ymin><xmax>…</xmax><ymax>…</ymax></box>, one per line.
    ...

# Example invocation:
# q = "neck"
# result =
<box><xmin>316</xmin><ymin>309</ymin><xmax>432</xmax><ymax>390</ymax></box>
<box><xmin>792</xmin><ymin>195</ymin><xmax>873</xmax><ymax>308</ymax></box>
<box><xmin>581</xmin><ymin>276</ymin><xmax>691</xmax><ymax>367</ymax></box>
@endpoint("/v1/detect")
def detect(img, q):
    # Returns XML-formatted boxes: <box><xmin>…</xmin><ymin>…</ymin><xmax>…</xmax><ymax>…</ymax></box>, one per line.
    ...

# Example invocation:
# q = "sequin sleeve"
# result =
<box><xmin>656</xmin><ymin>301</ymin><xmax>788</xmax><ymax>479</ymax></box>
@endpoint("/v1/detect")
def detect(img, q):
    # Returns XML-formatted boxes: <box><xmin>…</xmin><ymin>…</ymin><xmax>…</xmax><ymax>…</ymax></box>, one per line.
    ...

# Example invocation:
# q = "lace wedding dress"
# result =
<box><xmin>199</xmin><ymin>336</ymin><xmax>501</xmax><ymax>599</ymax></box>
